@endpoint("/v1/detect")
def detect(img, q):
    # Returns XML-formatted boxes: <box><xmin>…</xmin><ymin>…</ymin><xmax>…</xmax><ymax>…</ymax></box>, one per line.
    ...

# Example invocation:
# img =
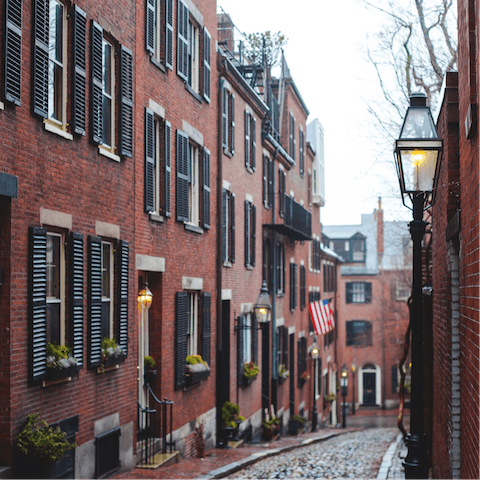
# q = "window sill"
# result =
<box><xmin>277</xmin><ymin>292</ymin><xmax>285</xmax><ymax>298</ymax></box>
<box><xmin>149</xmin><ymin>212</ymin><xmax>165</xmax><ymax>223</ymax></box>
<box><xmin>223</xmin><ymin>149</ymin><xmax>233</xmax><ymax>158</ymax></box>
<box><xmin>246</xmin><ymin>166</ymin><xmax>255</xmax><ymax>174</ymax></box>
<box><xmin>185</xmin><ymin>83</ymin><xmax>203</xmax><ymax>103</ymax></box>
<box><xmin>99</xmin><ymin>146</ymin><xmax>121</xmax><ymax>162</ymax></box>
<box><xmin>184</xmin><ymin>223</ymin><xmax>203</xmax><ymax>235</ymax></box>
<box><xmin>42</xmin><ymin>376</ymin><xmax>73</xmax><ymax>388</ymax></box>
<box><xmin>223</xmin><ymin>261</ymin><xmax>232</xmax><ymax>268</ymax></box>
<box><xmin>150</xmin><ymin>56</ymin><xmax>167</xmax><ymax>73</ymax></box>
<box><xmin>246</xmin><ymin>265</ymin><xmax>254</xmax><ymax>271</ymax></box>
<box><xmin>97</xmin><ymin>363</ymin><xmax>120</xmax><ymax>374</ymax></box>
<box><xmin>44</xmin><ymin>120</ymin><xmax>73</xmax><ymax>141</ymax></box>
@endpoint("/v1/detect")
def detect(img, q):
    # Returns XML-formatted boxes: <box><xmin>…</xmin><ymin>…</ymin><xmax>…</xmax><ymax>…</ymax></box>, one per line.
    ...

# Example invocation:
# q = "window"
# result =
<box><xmin>88</xmin><ymin>237</ymin><xmax>129</xmax><ymax>367</ymax></box>
<box><xmin>276</xmin><ymin>326</ymin><xmax>288</xmax><ymax>375</ymax></box>
<box><xmin>29</xmin><ymin>228</ymin><xmax>85</xmax><ymax>382</ymax></box>
<box><xmin>4</xmin><ymin>0</ymin><xmax>23</xmax><ymax>106</ymax></box>
<box><xmin>146</xmin><ymin>0</ymin><xmax>161</xmax><ymax>62</ymax></box>
<box><xmin>312</xmin><ymin>239</ymin><xmax>321</xmax><ymax>272</ymax></box>
<box><xmin>176</xmin><ymin>130</ymin><xmax>210</xmax><ymax>229</ymax></box>
<box><xmin>203</xmin><ymin>28</ymin><xmax>211</xmax><ymax>101</ymax></box>
<box><xmin>297</xmin><ymin>337</ymin><xmax>307</xmax><ymax>387</ymax></box>
<box><xmin>289</xmin><ymin>113</ymin><xmax>296</xmax><ymax>161</ymax></box>
<box><xmin>91</xmin><ymin>22</ymin><xmax>133</xmax><ymax>157</ymax></box>
<box><xmin>237</xmin><ymin>313</ymin><xmax>258</xmax><ymax>386</ymax></box>
<box><xmin>263</xmin><ymin>155</ymin><xmax>274</xmax><ymax>208</ymax></box>
<box><xmin>346</xmin><ymin>321</ymin><xmax>372</xmax><ymax>346</ymax></box>
<box><xmin>351</xmin><ymin>237</ymin><xmax>365</xmax><ymax>262</ymax></box>
<box><xmin>244</xmin><ymin>110</ymin><xmax>256</xmax><ymax>171</ymax></box>
<box><xmin>290</xmin><ymin>262</ymin><xmax>297</xmax><ymax>311</ymax></box>
<box><xmin>395</xmin><ymin>277</ymin><xmax>410</xmax><ymax>301</ymax></box>
<box><xmin>242</xmin><ymin>314</ymin><xmax>252</xmax><ymax>363</ymax></box>
<box><xmin>392</xmin><ymin>365</ymin><xmax>399</xmax><ymax>393</ymax></box>
<box><xmin>222</xmin><ymin>189</ymin><xmax>235</xmax><ymax>265</ymax></box>
<box><xmin>175</xmin><ymin>291</ymin><xmax>211</xmax><ymax>389</ymax></box>
<box><xmin>145</xmin><ymin>108</ymin><xmax>172</xmax><ymax>217</ymax></box>
<box><xmin>222</xmin><ymin>87</ymin><xmax>235</xmax><ymax>155</ymax></box>
<box><xmin>146</xmin><ymin>0</ymin><xmax>174</xmax><ymax>69</ymax></box>
<box><xmin>323</xmin><ymin>260</ymin><xmax>335</xmax><ymax>292</ymax></box>
<box><xmin>346</xmin><ymin>282</ymin><xmax>372</xmax><ymax>304</ymax></box>
<box><xmin>46</xmin><ymin>232</ymin><xmax>64</xmax><ymax>345</ymax></box>
<box><xmin>299</xmin><ymin>127</ymin><xmax>305</xmax><ymax>177</ymax></box>
<box><xmin>177</xmin><ymin>0</ymin><xmax>188</xmax><ymax>81</ymax></box>
<box><xmin>244</xmin><ymin>200</ymin><xmax>256</xmax><ymax>268</ymax></box>
<box><xmin>278</xmin><ymin>168</ymin><xmax>286</xmax><ymax>217</ymax></box>
<box><xmin>187</xmin><ymin>19</ymin><xmax>199</xmax><ymax>91</ymax></box>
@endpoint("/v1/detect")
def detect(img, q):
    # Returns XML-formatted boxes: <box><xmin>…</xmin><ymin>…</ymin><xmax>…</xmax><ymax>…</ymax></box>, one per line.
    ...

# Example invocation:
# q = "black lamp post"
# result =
<box><xmin>340</xmin><ymin>364</ymin><xmax>348</xmax><ymax>429</ymax></box>
<box><xmin>310</xmin><ymin>338</ymin><xmax>319</xmax><ymax>432</ymax></box>
<box><xmin>394</xmin><ymin>92</ymin><xmax>442</xmax><ymax>479</ymax></box>
<box><xmin>351</xmin><ymin>361</ymin><xmax>357</xmax><ymax>415</ymax></box>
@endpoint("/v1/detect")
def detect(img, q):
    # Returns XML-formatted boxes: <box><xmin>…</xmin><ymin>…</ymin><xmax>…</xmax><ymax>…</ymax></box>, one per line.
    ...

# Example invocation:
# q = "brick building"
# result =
<box><xmin>323</xmin><ymin>201</ymin><xmax>411</xmax><ymax>412</ymax></box>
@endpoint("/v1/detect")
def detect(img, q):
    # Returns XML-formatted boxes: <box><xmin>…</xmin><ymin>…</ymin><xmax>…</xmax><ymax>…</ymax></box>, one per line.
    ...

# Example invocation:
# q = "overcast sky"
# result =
<box><xmin>217</xmin><ymin>0</ymin><xmax>412</xmax><ymax>226</ymax></box>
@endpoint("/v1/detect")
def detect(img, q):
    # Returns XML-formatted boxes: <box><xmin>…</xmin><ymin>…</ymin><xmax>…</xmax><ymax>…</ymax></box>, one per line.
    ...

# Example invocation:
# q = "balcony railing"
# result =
<box><xmin>265</xmin><ymin>194</ymin><xmax>312</xmax><ymax>241</ymax></box>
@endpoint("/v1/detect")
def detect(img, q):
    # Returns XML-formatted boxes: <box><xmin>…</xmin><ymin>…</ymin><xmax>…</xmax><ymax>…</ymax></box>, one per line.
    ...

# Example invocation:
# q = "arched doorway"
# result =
<box><xmin>360</xmin><ymin>363</ymin><xmax>380</xmax><ymax>406</ymax></box>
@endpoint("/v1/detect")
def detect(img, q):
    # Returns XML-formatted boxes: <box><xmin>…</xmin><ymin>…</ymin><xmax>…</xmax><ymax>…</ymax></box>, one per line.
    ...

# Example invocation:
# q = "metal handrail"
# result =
<box><xmin>146</xmin><ymin>384</ymin><xmax>175</xmax><ymax>455</ymax></box>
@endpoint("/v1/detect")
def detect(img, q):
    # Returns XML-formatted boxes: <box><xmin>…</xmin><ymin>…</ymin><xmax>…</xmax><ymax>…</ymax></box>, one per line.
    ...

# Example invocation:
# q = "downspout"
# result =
<box><xmin>334</xmin><ymin>258</ymin><xmax>339</xmax><ymax>423</ymax></box>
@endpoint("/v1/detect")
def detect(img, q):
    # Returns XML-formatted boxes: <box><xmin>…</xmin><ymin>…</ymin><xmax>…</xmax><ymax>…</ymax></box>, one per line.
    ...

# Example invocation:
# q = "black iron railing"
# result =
<box><xmin>137</xmin><ymin>386</ymin><xmax>175</xmax><ymax>466</ymax></box>
<box><xmin>283</xmin><ymin>195</ymin><xmax>312</xmax><ymax>239</ymax></box>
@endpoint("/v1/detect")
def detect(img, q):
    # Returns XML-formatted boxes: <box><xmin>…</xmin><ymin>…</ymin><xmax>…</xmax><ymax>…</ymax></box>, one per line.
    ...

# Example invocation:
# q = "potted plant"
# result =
<box><xmin>278</xmin><ymin>364</ymin><xmax>289</xmax><ymax>384</ymax></box>
<box><xmin>324</xmin><ymin>393</ymin><xmax>336</xmax><ymax>403</ymax></box>
<box><xmin>300</xmin><ymin>370</ymin><xmax>310</xmax><ymax>386</ymax></box>
<box><xmin>185</xmin><ymin>354</ymin><xmax>210</xmax><ymax>386</ymax></box>
<box><xmin>221</xmin><ymin>401</ymin><xmax>245</xmax><ymax>442</ymax></box>
<box><xmin>45</xmin><ymin>342</ymin><xmax>78</xmax><ymax>381</ymax></box>
<box><xmin>288</xmin><ymin>414</ymin><xmax>306</xmax><ymax>435</ymax></box>
<box><xmin>100</xmin><ymin>337</ymin><xmax>125</xmax><ymax>371</ymax></box>
<box><xmin>14</xmin><ymin>413</ymin><xmax>76</xmax><ymax>478</ymax></box>
<box><xmin>144</xmin><ymin>355</ymin><xmax>157</xmax><ymax>385</ymax></box>
<box><xmin>262</xmin><ymin>406</ymin><xmax>280</xmax><ymax>441</ymax></box>
<box><xmin>243</xmin><ymin>361</ymin><xmax>260</xmax><ymax>385</ymax></box>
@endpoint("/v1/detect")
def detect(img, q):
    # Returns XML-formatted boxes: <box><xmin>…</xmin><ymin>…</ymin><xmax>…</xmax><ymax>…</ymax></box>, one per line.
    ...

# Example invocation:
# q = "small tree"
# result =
<box><xmin>243</xmin><ymin>31</ymin><xmax>288</xmax><ymax>67</ymax></box>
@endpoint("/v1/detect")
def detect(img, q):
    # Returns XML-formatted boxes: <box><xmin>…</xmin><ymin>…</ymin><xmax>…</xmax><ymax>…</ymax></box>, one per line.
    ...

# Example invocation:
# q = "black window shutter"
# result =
<box><xmin>90</xmin><ymin>20</ymin><xmax>103</xmax><ymax>144</ymax></box>
<box><xmin>146</xmin><ymin>0</ymin><xmax>155</xmax><ymax>55</ymax></box>
<box><xmin>262</xmin><ymin>155</ymin><xmax>268</xmax><ymax>206</ymax></box>
<box><xmin>88</xmin><ymin>236</ymin><xmax>103</xmax><ymax>367</ymax></box>
<box><xmin>297</xmin><ymin>338</ymin><xmax>302</xmax><ymax>387</ymax></box>
<box><xmin>28</xmin><ymin>227</ymin><xmax>47</xmax><ymax>382</ymax></box>
<box><xmin>294</xmin><ymin>264</ymin><xmax>298</xmax><ymax>310</ymax></box>
<box><xmin>222</xmin><ymin>87</ymin><xmax>228</xmax><ymax>149</ymax></box>
<box><xmin>145</xmin><ymin>108</ymin><xmax>155</xmax><ymax>213</ymax></box>
<box><xmin>33</xmin><ymin>0</ymin><xmax>49</xmax><ymax>118</ymax></box>
<box><xmin>283</xmin><ymin>325</ymin><xmax>288</xmax><ymax>368</ymax></box>
<box><xmin>176</xmin><ymin>130</ymin><xmax>189</xmax><ymax>222</ymax></box>
<box><xmin>251</xmin><ymin>204</ymin><xmax>256</xmax><ymax>266</ymax></box>
<box><xmin>176</xmin><ymin>0</ymin><xmax>188</xmax><ymax>81</ymax></box>
<box><xmin>268</xmin><ymin>157</ymin><xmax>274</xmax><ymax>207</ymax></box>
<box><xmin>346</xmin><ymin>283</ymin><xmax>353</xmax><ymax>304</ymax></box>
<box><xmin>69</xmin><ymin>232</ymin><xmax>84</xmax><ymax>369</ymax></box>
<box><xmin>237</xmin><ymin>316</ymin><xmax>244</xmax><ymax>386</ymax></box>
<box><xmin>251</xmin><ymin>117</ymin><xmax>256</xmax><ymax>171</ymax></box>
<box><xmin>244</xmin><ymin>110</ymin><xmax>250</xmax><ymax>169</ymax></box>
<box><xmin>175</xmin><ymin>292</ymin><xmax>188</xmax><ymax>389</ymax></box>
<box><xmin>202</xmin><ymin>147</ymin><xmax>211</xmax><ymax>229</ymax></box>
<box><xmin>222</xmin><ymin>189</ymin><xmax>227</xmax><ymax>262</ymax></box>
<box><xmin>365</xmin><ymin>282</ymin><xmax>372</xmax><ymax>303</ymax></box>
<box><xmin>276</xmin><ymin>245</ymin><xmax>281</xmax><ymax>293</ymax></box>
<box><xmin>165</xmin><ymin>0</ymin><xmax>174</xmax><ymax>69</ymax></box>
<box><xmin>252</xmin><ymin>314</ymin><xmax>258</xmax><ymax>363</ymax></box>
<box><xmin>279</xmin><ymin>169</ymin><xmax>285</xmax><ymax>217</ymax></box>
<box><xmin>302</xmin><ymin>337</ymin><xmax>307</xmax><ymax>373</ymax></box>
<box><xmin>202</xmin><ymin>292</ymin><xmax>211</xmax><ymax>367</ymax></box>
<box><xmin>4</xmin><ymin>0</ymin><xmax>23</xmax><ymax>106</ymax></box>
<box><xmin>117</xmin><ymin>240</ymin><xmax>129</xmax><ymax>356</ymax></box>
<box><xmin>230</xmin><ymin>93</ymin><xmax>235</xmax><ymax>154</ymax></box>
<box><xmin>72</xmin><ymin>5</ymin><xmax>87</xmax><ymax>136</ymax></box>
<box><xmin>300</xmin><ymin>265</ymin><xmax>305</xmax><ymax>310</ymax></box>
<box><xmin>230</xmin><ymin>193</ymin><xmax>236</xmax><ymax>263</ymax></box>
<box><xmin>120</xmin><ymin>45</ymin><xmax>134</xmax><ymax>158</ymax></box>
<box><xmin>164</xmin><ymin>120</ymin><xmax>172</xmax><ymax>217</ymax></box>
<box><xmin>244</xmin><ymin>200</ymin><xmax>250</xmax><ymax>267</ymax></box>
<box><xmin>203</xmin><ymin>27</ymin><xmax>211</xmax><ymax>102</ymax></box>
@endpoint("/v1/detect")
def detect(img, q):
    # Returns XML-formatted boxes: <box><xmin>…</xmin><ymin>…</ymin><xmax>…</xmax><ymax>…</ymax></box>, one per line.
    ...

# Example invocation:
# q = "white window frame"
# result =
<box><xmin>352</xmin><ymin>282</ymin><xmax>366</xmax><ymax>303</ymax></box>
<box><xmin>153</xmin><ymin>117</ymin><xmax>162</xmax><ymax>214</ymax></box>
<box><xmin>46</xmin><ymin>231</ymin><xmax>65</xmax><ymax>345</ymax></box>
<box><xmin>243</xmin><ymin>314</ymin><xmax>252</xmax><ymax>364</ymax></box>
<box><xmin>47</xmin><ymin>0</ymin><xmax>67</xmax><ymax>127</ymax></box>
<box><xmin>187</xmin><ymin>18</ymin><xmax>199</xmax><ymax>92</ymax></box>
<box><xmin>188</xmin><ymin>142</ymin><xmax>200</xmax><ymax>226</ymax></box>
<box><xmin>101</xmin><ymin>240</ymin><xmax>114</xmax><ymax>337</ymax></box>
<box><xmin>101</xmin><ymin>38</ymin><xmax>115</xmax><ymax>149</ymax></box>
<box><xmin>187</xmin><ymin>292</ymin><xmax>199</xmax><ymax>356</ymax></box>
<box><xmin>153</xmin><ymin>0</ymin><xmax>161</xmax><ymax>61</ymax></box>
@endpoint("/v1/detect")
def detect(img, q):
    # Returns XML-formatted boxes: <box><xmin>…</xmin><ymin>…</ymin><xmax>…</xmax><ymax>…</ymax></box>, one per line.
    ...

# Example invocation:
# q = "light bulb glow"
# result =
<box><xmin>411</xmin><ymin>149</ymin><xmax>426</xmax><ymax>168</ymax></box>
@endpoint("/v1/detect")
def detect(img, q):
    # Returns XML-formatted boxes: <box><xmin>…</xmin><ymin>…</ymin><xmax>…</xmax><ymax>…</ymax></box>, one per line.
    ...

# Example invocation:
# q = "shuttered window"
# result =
<box><xmin>244</xmin><ymin>111</ymin><xmax>256</xmax><ymax>170</ymax></box>
<box><xmin>175</xmin><ymin>292</ymin><xmax>188</xmax><ymax>389</ymax></box>
<box><xmin>299</xmin><ymin>127</ymin><xmax>305</xmax><ymax>177</ymax></box>
<box><xmin>120</xmin><ymin>46</ymin><xmax>133</xmax><ymax>157</ymax></box>
<box><xmin>117</xmin><ymin>240</ymin><xmax>129</xmax><ymax>355</ymax></box>
<box><xmin>289</xmin><ymin>113</ymin><xmax>296</xmax><ymax>162</ymax></box>
<box><xmin>4</xmin><ymin>0</ymin><xmax>23</xmax><ymax>106</ymax></box>
<box><xmin>222</xmin><ymin>189</ymin><xmax>235</xmax><ymax>264</ymax></box>
<box><xmin>202</xmin><ymin>148</ymin><xmax>211</xmax><ymax>229</ymax></box>
<box><xmin>300</xmin><ymin>265</ymin><xmax>306</xmax><ymax>310</ymax></box>
<box><xmin>72</xmin><ymin>5</ymin><xmax>86</xmax><ymax>135</ymax></box>
<box><xmin>90</xmin><ymin>21</ymin><xmax>104</xmax><ymax>144</ymax></box>
<box><xmin>203</xmin><ymin>28</ymin><xmax>211</xmax><ymax>101</ymax></box>
<box><xmin>222</xmin><ymin>88</ymin><xmax>235</xmax><ymax>155</ymax></box>
<box><xmin>69</xmin><ymin>232</ymin><xmax>84</xmax><ymax>368</ymax></box>
<box><xmin>176</xmin><ymin>130</ymin><xmax>190</xmax><ymax>222</ymax></box>
<box><xmin>187</xmin><ymin>19</ymin><xmax>199</xmax><ymax>91</ymax></box>
<box><xmin>276</xmin><ymin>243</ymin><xmax>285</xmax><ymax>294</ymax></box>
<box><xmin>290</xmin><ymin>263</ymin><xmax>297</xmax><ymax>311</ymax></box>
<box><xmin>346</xmin><ymin>321</ymin><xmax>372</xmax><ymax>346</ymax></box>
<box><xmin>297</xmin><ymin>337</ymin><xmax>307</xmax><ymax>387</ymax></box>
<box><xmin>278</xmin><ymin>169</ymin><xmax>286</xmax><ymax>217</ymax></box>
<box><xmin>165</xmin><ymin>0</ymin><xmax>174</xmax><ymax>69</ymax></box>
<box><xmin>177</xmin><ymin>0</ymin><xmax>189</xmax><ymax>81</ymax></box>
<box><xmin>244</xmin><ymin>200</ymin><xmax>256</xmax><ymax>268</ymax></box>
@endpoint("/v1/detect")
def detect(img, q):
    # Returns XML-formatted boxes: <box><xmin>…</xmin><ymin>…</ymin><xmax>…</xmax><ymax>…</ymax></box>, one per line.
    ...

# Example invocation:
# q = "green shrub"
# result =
<box><xmin>221</xmin><ymin>401</ymin><xmax>245</xmax><ymax>428</ymax></box>
<box><xmin>144</xmin><ymin>356</ymin><xmax>156</xmax><ymax>369</ymax></box>
<box><xmin>243</xmin><ymin>361</ymin><xmax>260</xmax><ymax>378</ymax></box>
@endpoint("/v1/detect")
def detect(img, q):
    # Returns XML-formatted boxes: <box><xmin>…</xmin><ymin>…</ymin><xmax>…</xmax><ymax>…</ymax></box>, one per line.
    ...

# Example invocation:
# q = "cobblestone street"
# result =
<box><xmin>228</xmin><ymin>428</ymin><xmax>399</xmax><ymax>479</ymax></box>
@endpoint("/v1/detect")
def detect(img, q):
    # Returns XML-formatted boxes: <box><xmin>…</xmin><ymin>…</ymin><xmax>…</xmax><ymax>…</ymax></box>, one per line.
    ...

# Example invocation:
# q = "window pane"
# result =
<box><xmin>102</xmin><ymin>40</ymin><xmax>113</xmax><ymax>146</ymax></box>
<box><xmin>102</xmin><ymin>243</ymin><xmax>111</xmax><ymax>299</ymax></box>
<box><xmin>243</xmin><ymin>315</ymin><xmax>252</xmax><ymax>363</ymax></box>
<box><xmin>46</xmin><ymin>302</ymin><xmax>61</xmax><ymax>345</ymax></box>
<box><xmin>47</xmin><ymin>234</ymin><xmax>60</xmax><ymax>299</ymax></box>
<box><xmin>102</xmin><ymin>94</ymin><xmax>112</xmax><ymax>147</ymax></box>
<box><xmin>48</xmin><ymin>0</ymin><xmax>63</xmax><ymax>121</ymax></box>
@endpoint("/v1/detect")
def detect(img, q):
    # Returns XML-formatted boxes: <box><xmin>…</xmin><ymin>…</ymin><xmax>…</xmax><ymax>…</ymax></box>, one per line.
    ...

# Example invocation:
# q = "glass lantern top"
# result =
<box><xmin>399</xmin><ymin>93</ymin><xmax>439</xmax><ymax>140</ymax></box>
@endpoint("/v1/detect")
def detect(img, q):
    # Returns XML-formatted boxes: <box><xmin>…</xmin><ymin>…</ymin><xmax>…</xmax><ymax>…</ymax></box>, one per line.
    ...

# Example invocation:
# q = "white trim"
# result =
<box><xmin>245</xmin><ymin>193</ymin><xmax>253</xmax><ymax>203</ymax></box>
<box><xmin>44</xmin><ymin>120</ymin><xmax>73</xmax><ymax>141</ymax></box>
<box><xmin>40</xmin><ymin>208</ymin><xmax>72</xmax><ymax>230</ymax></box>
<box><xmin>136</xmin><ymin>254</ymin><xmax>165</xmax><ymax>272</ymax></box>
<box><xmin>148</xmin><ymin>98</ymin><xmax>166</xmax><ymax>119</ymax></box>
<box><xmin>288</xmin><ymin>326</ymin><xmax>295</xmax><ymax>335</ymax></box>
<box><xmin>276</xmin><ymin>317</ymin><xmax>284</xmax><ymax>327</ymax></box>
<box><xmin>98</xmin><ymin>146</ymin><xmax>121</xmax><ymax>162</ymax></box>
<box><xmin>222</xmin><ymin>179</ymin><xmax>231</xmax><ymax>191</ymax></box>
<box><xmin>298</xmin><ymin>330</ymin><xmax>305</xmax><ymax>338</ymax></box>
<box><xmin>300</xmin><ymin>260</ymin><xmax>304</xmax><ymax>266</ymax></box>
<box><xmin>240</xmin><ymin>302</ymin><xmax>253</xmax><ymax>314</ymax></box>
<box><xmin>183</xmin><ymin>120</ymin><xmax>203</xmax><ymax>146</ymax></box>
<box><xmin>182</xmin><ymin>276</ymin><xmax>203</xmax><ymax>290</ymax></box>
<box><xmin>221</xmin><ymin>289</ymin><xmax>232</xmax><ymax>300</ymax></box>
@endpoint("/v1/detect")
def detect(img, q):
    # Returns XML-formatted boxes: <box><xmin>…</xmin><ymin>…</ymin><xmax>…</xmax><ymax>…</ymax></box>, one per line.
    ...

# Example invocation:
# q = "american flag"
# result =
<box><xmin>309</xmin><ymin>299</ymin><xmax>335</xmax><ymax>336</ymax></box>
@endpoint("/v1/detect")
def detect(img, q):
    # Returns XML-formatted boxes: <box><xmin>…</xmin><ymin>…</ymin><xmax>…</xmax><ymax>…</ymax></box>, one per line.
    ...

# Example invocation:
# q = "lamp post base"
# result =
<box><xmin>402</xmin><ymin>433</ymin><xmax>430</xmax><ymax>479</ymax></box>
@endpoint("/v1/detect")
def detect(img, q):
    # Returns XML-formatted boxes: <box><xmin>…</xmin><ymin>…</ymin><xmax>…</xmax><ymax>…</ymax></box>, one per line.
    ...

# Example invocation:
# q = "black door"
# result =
<box><xmin>363</xmin><ymin>372</ymin><xmax>376</xmax><ymax>405</ymax></box>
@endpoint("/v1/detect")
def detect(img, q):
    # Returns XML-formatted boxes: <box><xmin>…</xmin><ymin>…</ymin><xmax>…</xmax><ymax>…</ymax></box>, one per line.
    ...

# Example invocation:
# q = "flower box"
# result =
<box><xmin>45</xmin><ymin>365</ymin><xmax>78</xmax><ymax>382</ymax></box>
<box><xmin>185</xmin><ymin>369</ymin><xmax>209</xmax><ymax>387</ymax></box>
<box><xmin>242</xmin><ymin>374</ymin><xmax>257</xmax><ymax>386</ymax></box>
<box><xmin>103</xmin><ymin>353</ymin><xmax>126</xmax><ymax>369</ymax></box>
<box><xmin>144</xmin><ymin>369</ymin><xmax>157</xmax><ymax>385</ymax></box>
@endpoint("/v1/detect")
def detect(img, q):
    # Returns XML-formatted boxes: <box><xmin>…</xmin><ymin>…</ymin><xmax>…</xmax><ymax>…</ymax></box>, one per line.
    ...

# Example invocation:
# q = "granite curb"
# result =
<box><xmin>376</xmin><ymin>432</ymin><xmax>405</xmax><ymax>479</ymax></box>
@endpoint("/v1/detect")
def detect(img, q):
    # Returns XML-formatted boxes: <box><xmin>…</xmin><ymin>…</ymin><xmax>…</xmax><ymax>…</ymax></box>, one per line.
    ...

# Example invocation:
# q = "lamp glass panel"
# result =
<box><xmin>400</xmin><ymin>149</ymin><xmax>438</xmax><ymax>192</ymax></box>
<box><xmin>399</xmin><ymin>108</ymin><xmax>438</xmax><ymax>139</ymax></box>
